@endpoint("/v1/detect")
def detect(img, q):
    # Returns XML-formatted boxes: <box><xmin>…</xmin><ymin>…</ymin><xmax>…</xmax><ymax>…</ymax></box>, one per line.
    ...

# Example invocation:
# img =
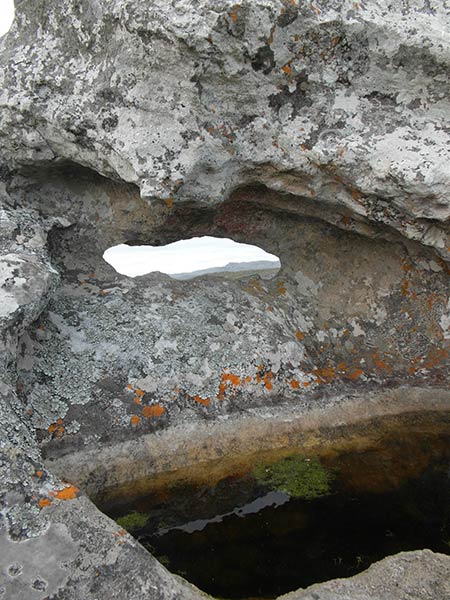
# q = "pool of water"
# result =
<box><xmin>104</xmin><ymin>415</ymin><xmax>450</xmax><ymax>599</ymax></box>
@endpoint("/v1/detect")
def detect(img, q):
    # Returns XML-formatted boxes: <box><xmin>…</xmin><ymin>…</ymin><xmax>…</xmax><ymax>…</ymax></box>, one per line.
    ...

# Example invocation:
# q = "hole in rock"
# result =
<box><xmin>0</xmin><ymin>0</ymin><xmax>15</xmax><ymax>37</ymax></box>
<box><xmin>100</xmin><ymin>413</ymin><xmax>450</xmax><ymax>599</ymax></box>
<box><xmin>103</xmin><ymin>236</ymin><xmax>280</xmax><ymax>279</ymax></box>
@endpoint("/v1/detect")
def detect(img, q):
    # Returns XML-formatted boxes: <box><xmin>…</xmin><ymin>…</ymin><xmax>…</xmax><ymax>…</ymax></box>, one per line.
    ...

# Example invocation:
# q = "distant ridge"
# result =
<box><xmin>170</xmin><ymin>260</ymin><xmax>281</xmax><ymax>280</ymax></box>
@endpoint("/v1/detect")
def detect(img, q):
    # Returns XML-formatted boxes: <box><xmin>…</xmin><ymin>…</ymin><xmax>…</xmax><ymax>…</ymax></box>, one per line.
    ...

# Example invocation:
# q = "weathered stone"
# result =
<box><xmin>1</xmin><ymin>0</ymin><xmax>450</xmax><ymax>261</ymax></box>
<box><xmin>0</xmin><ymin>1</ymin><xmax>449</xmax><ymax>598</ymax></box>
<box><xmin>281</xmin><ymin>550</ymin><xmax>450</xmax><ymax>600</ymax></box>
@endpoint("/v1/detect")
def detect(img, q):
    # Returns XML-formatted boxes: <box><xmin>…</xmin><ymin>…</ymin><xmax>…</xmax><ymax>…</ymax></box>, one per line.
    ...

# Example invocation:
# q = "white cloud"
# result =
<box><xmin>103</xmin><ymin>236</ymin><xmax>279</xmax><ymax>278</ymax></box>
<box><xmin>0</xmin><ymin>0</ymin><xmax>14</xmax><ymax>38</ymax></box>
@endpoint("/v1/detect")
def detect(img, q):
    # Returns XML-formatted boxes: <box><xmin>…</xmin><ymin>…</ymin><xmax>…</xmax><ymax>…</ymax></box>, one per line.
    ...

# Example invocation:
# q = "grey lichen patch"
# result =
<box><xmin>0</xmin><ymin>521</ymin><xmax>78</xmax><ymax>598</ymax></box>
<box><xmin>253</xmin><ymin>455</ymin><xmax>334</xmax><ymax>500</ymax></box>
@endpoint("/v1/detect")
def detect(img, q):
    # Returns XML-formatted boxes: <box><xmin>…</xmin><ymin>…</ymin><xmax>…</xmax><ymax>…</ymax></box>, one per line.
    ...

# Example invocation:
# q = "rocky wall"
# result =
<box><xmin>0</xmin><ymin>1</ymin><xmax>449</xmax><ymax>599</ymax></box>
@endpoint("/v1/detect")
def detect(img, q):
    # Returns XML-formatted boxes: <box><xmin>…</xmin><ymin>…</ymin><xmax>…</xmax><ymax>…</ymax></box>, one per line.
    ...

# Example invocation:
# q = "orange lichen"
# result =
<box><xmin>130</xmin><ymin>415</ymin><xmax>140</xmax><ymax>426</ymax></box>
<box><xmin>39</xmin><ymin>498</ymin><xmax>52</xmax><ymax>508</ymax></box>
<box><xmin>401</xmin><ymin>259</ymin><xmax>412</xmax><ymax>272</ymax></box>
<box><xmin>247</xmin><ymin>279</ymin><xmax>263</xmax><ymax>293</ymax></box>
<box><xmin>218</xmin><ymin>372</ymin><xmax>238</xmax><ymax>397</ymax></box>
<box><xmin>193</xmin><ymin>395</ymin><xmax>211</xmax><ymax>406</ymax></box>
<box><xmin>282</xmin><ymin>64</ymin><xmax>292</xmax><ymax>76</ymax></box>
<box><xmin>53</xmin><ymin>485</ymin><xmax>79</xmax><ymax>501</ymax></box>
<box><xmin>263</xmin><ymin>372</ymin><xmax>274</xmax><ymax>390</ymax></box>
<box><xmin>217</xmin><ymin>382</ymin><xmax>227</xmax><ymax>400</ymax></box>
<box><xmin>38</xmin><ymin>324</ymin><xmax>46</xmax><ymax>331</ymax></box>
<box><xmin>126</xmin><ymin>384</ymin><xmax>133</xmax><ymax>390</ymax></box>
<box><xmin>350</xmin><ymin>188</ymin><xmax>364</xmax><ymax>206</ymax></box>
<box><xmin>135</xmin><ymin>389</ymin><xmax>145</xmax><ymax>397</ymax></box>
<box><xmin>230</xmin><ymin>7</ymin><xmax>239</xmax><ymax>22</ymax></box>
<box><xmin>401</xmin><ymin>280</ymin><xmax>409</xmax><ymax>296</ymax></box>
<box><xmin>142</xmin><ymin>404</ymin><xmax>165</xmax><ymax>418</ymax></box>
<box><xmin>372</xmin><ymin>352</ymin><xmax>392</xmax><ymax>372</ymax></box>
<box><xmin>423</xmin><ymin>347</ymin><xmax>448</xmax><ymax>369</ymax></box>
<box><xmin>290</xmin><ymin>379</ymin><xmax>300</xmax><ymax>389</ymax></box>
<box><xmin>165</xmin><ymin>197</ymin><xmax>174</xmax><ymax>209</ymax></box>
<box><xmin>345</xmin><ymin>368</ymin><xmax>364</xmax><ymax>380</ymax></box>
<box><xmin>48</xmin><ymin>420</ymin><xmax>65</xmax><ymax>438</ymax></box>
<box><xmin>222</xmin><ymin>372</ymin><xmax>241</xmax><ymax>386</ymax></box>
<box><xmin>36</xmin><ymin>470</ymin><xmax>44</xmax><ymax>478</ymax></box>
<box><xmin>312</xmin><ymin>366</ymin><xmax>336</xmax><ymax>383</ymax></box>
<box><xmin>134</xmin><ymin>396</ymin><xmax>142</xmax><ymax>405</ymax></box>
<box><xmin>243</xmin><ymin>375</ymin><xmax>252</xmax><ymax>384</ymax></box>
<box><xmin>295</xmin><ymin>331</ymin><xmax>305</xmax><ymax>340</ymax></box>
<box><xmin>277</xmin><ymin>281</ymin><xmax>287</xmax><ymax>295</ymax></box>
<box><xmin>427</xmin><ymin>293</ymin><xmax>437</xmax><ymax>310</ymax></box>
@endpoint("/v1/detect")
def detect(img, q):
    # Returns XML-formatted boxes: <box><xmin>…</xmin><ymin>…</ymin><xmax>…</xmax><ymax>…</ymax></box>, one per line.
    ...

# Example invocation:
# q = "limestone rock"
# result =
<box><xmin>0</xmin><ymin>0</ymin><xmax>449</xmax><ymax>260</ymax></box>
<box><xmin>282</xmin><ymin>550</ymin><xmax>450</xmax><ymax>600</ymax></box>
<box><xmin>0</xmin><ymin>1</ymin><xmax>449</xmax><ymax>599</ymax></box>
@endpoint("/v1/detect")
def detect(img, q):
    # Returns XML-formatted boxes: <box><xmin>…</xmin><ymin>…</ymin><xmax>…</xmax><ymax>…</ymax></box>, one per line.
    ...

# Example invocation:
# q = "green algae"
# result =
<box><xmin>116</xmin><ymin>511</ymin><xmax>148</xmax><ymax>531</ymax></box>
<box><xmin>252</xmin><ymin>454</ymin><xmax>333</xmax><ymax>499</ymax></box>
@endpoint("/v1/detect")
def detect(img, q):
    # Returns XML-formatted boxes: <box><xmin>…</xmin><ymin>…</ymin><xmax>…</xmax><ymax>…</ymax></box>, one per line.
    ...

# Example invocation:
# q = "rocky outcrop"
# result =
<box><xmin>0</xmin><ymin>1</ymin><xmax>449</xmax><ymax>599</ymax></box>
<box><xmin>283</xmin><ymin>550</ymin><xmax>450</xmax><ymax>600</ymax></box>
<box><xmin>2</xmin><ymin>0</ymin><xmax>450</xmax><ymax>261</ymax></box>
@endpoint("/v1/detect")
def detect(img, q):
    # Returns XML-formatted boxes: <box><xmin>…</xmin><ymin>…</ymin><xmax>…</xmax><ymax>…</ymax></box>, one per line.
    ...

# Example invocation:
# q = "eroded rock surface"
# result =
<box><xmin>0</xmin><ymin>1</ymin><xmax>449</xmax><ymax>599</ymax></box>
<box><xmin>2</xmin><ymin>0</ymin><xmax>450</xmax><ymax>261</ymax></box>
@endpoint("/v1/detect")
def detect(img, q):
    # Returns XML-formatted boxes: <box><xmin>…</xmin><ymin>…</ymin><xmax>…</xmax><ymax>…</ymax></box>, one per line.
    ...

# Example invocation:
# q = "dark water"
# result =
<box><xmin>106</xmin><ymin>426</ymin><xmax>450</xmax><ymax>599</ymax></box>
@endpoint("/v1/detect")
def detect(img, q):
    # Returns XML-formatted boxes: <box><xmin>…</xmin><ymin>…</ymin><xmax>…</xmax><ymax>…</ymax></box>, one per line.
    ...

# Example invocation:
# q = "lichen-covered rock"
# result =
<box><xmin>0</xmin><ymin>1</ymin><xmax>449</xmax><ymax>599</ymax></box>
<box><xmin>1</xmin><ymin>0</ymin><xmax>450</xmax><ymax>261</ymax></box>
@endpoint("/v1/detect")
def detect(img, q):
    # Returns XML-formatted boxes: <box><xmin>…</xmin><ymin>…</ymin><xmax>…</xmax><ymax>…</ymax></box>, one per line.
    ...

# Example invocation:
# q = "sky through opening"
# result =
<box><xmin>104</xmin><ymin>237</ymin><xmax>280</xmax><ymax>278</ymax></box>
<box><xmin>0</xmin><ymin>0</ymin><xmax>14</xmax><ymax>37</ymax></box>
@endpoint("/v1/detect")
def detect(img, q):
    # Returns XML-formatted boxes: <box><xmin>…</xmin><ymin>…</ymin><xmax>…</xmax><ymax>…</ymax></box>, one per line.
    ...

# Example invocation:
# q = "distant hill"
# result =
<box><xmin>170</xmin><ymin>260</ymin><xmax>281</xmax><ymax>280</ymax></box>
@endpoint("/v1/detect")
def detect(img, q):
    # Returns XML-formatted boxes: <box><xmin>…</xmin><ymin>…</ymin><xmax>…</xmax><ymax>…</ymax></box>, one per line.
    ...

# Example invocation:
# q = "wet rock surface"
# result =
<box><xmin>0</xmin><ymin>1</ymin><xmax>449</xmax><ymax>599</ymax></box>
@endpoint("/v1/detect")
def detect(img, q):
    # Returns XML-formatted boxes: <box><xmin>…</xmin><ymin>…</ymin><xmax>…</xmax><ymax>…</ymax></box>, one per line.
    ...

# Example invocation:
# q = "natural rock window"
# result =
<box><xmin>0</xmin><ymin>0</ymin><xmax>15</xmax><ymax>37</ymax></box>
<box><xmin>103</xmin><ymin>236</ymin><xmax>280</xmax><ymax>279</ymax></box>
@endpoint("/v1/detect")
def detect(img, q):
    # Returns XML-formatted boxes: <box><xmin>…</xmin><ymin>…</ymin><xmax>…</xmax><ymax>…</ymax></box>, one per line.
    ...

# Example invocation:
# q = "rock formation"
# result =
<box><xmin>0</xmin><ymin>1</ymin><xmax>449</xmax><ymax>598</ymax></box>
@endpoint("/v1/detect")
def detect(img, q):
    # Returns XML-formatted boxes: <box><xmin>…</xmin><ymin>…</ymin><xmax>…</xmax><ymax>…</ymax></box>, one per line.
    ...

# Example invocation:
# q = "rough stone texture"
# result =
<box><xmin>282</xmin><ymin>550</ymin><xmax>450</xmax><ymax>600</ymax></box>
<box><xmin>0</xmin><ymin>1</ymin><xmax>449</xmax><ymax>599</ymax></box>
<box><xmin>1</xmin><ymin>0</ymin><xmax>450</xmax><ymax>262</ymax></box>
